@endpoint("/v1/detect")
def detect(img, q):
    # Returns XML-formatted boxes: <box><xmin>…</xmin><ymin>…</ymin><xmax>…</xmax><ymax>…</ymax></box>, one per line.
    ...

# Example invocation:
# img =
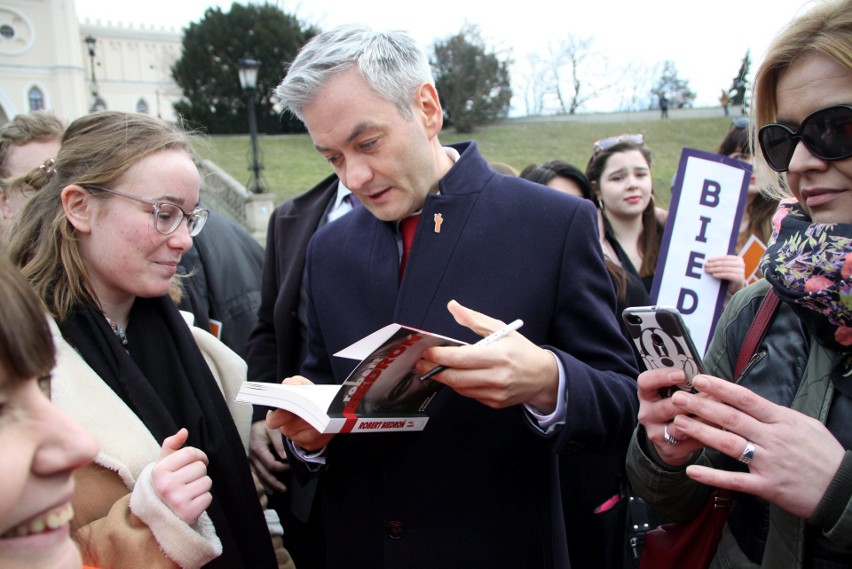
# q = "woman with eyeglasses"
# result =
<box><xmin>703</xmin><ymin>118</ymin><xmax>782</xmax><ymax>297</ymax></box>
<box><xmin>626</xmin><ymin>1</ymin><xmax>852</xmax><ymax>567</ymax></box>
<box><xmin>586</xmin><ymin>136</ymin><xmax>663</xmax><ymax>295</ymax></box>
<box><xmin>7</xmin><ymin>112</ymin><xmax>285</xmax><ymax>569</ymax></box>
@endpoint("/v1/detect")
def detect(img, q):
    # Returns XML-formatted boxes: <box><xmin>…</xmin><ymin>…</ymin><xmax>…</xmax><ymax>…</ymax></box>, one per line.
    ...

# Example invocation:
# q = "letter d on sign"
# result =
<box><xmin>677</xmin><ymin>288</ymin><xmax>699</xmax><ymax>314</ymax></box>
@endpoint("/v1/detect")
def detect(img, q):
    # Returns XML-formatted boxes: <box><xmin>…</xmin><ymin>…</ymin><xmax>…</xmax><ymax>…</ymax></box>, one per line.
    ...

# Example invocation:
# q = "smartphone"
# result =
<box><xmin>622</xmin><ymin>306</ymin><xmax>705</xmax><ymax>392</ymax></box>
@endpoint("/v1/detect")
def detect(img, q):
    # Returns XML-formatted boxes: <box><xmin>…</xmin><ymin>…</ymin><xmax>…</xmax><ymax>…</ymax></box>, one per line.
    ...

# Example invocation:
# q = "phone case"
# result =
<box><xmin>622</xmin><ymin>306</ymin><xmax>705</xmax><ymax>391</ymax></box>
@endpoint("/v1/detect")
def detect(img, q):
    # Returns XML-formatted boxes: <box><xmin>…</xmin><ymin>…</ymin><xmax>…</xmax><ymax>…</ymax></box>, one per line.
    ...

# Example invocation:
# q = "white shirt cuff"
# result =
<box><xmin>289</xmin><ymin>440</ymin><xmax>328</xmax><ymax>470</ymax></box>
<box><xmin>524</xmin><ymin>350</ymin><xmax>567</xmax><ymax>434</ymax></box>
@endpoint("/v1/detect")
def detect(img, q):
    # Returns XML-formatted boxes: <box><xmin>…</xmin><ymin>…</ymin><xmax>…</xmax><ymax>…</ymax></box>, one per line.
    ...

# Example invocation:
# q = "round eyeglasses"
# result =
<box><xmin>84</xmin><ymin>185</ymin><xmax>209</xmax><ymax>236</ymax></box>
<box><xmin>757</xmin><ymin>104</ymin><xmax>852</xmax><ymax>172</ymax></box>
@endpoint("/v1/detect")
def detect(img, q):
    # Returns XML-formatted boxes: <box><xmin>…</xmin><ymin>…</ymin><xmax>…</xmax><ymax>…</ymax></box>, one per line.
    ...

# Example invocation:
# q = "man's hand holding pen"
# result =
<box><xmin>416</xmin><ymin>300</ymin><xmax>559</xmax><ymax>414</ymax></box>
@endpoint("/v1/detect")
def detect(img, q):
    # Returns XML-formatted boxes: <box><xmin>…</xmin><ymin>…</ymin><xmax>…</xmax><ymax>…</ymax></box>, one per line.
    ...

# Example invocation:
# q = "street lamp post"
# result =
<box><xmin>238</xmin><ymin>57</ymin><xmax>265</xmax><ymax>194</ymax></box>
<box><xmin>84</xmin><ymin>35</ymin><xmax>102</xmax><ymax>112</ymax></box>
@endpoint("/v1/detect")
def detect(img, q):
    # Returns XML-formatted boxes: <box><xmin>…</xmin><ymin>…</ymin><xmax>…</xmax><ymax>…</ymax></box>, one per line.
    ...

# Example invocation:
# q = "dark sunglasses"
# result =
<box><xmin>757</xmin><ymin>104</ymin><xmax>852</xmax><ymax>172</ymax></box>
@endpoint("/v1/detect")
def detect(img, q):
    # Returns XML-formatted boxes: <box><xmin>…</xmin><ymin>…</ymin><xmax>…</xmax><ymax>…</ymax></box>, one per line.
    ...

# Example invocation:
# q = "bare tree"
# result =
<box><xmin>616</xmin><ymin>60</ymin><xmax>663</xmax><ymax>111</ymax></box>
<box><xmin>537</xmin><ymin>34</ymin><xmax>610</xmax><ymax>115</ymax></box>
<box><xmin>520</xmin><ymin>53</ymin><xmax>548</xmax><ymax>116</ymax></box>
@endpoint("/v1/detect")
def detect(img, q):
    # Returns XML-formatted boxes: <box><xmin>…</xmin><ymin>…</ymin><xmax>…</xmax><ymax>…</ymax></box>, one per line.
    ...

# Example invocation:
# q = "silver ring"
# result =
<box><xmin>663</xmin><ymin>424</ymin><xmax>681</xmax><ymax>445</ymax></box>
<box><xmin>738</xmin><ymin>442</ymin><xmax>756</xmax><ymax>464</ymax></box>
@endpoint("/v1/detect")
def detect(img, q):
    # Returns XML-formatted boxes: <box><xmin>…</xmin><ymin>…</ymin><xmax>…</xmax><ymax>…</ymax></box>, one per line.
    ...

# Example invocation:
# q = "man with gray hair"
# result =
<box><xmin>264</xmin><ymin>24</ymin><xmax>638</xmax><ymax>569</ymax></box>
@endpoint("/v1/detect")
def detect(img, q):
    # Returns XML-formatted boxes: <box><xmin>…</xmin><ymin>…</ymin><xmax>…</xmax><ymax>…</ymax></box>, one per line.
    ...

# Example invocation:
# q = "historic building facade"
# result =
<box><xmin>0</xmin><ymin>0</ymin><xmax>183</xmax><ymax>124</ymax></box>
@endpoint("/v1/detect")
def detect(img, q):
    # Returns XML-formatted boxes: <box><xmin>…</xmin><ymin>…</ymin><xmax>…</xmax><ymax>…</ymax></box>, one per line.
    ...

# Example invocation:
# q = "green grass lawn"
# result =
<box><xmin>197</xmin><ymin>114</ymin><xmax>734</xmax><ymax>209</ymax></box>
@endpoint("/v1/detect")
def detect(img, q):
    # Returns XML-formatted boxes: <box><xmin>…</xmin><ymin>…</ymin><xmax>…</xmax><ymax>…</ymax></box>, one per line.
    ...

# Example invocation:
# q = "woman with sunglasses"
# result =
<box><xmin>626</xmin><ymin>1</ymin><xmax>852</xmax><ymax>567</ymax></box>
<box><xmin>586</xmin><ymin>136</ymin><xmax>663</xmax><ymax>295</ymax></box>
<box><xmin>7</xmin><ymin>112</ymin><xmax>285</xmax><ymax>569</ymax></box>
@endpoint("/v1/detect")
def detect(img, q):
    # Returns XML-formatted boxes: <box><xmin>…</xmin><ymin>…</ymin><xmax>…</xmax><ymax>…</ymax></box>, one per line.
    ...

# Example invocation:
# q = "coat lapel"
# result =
<box><xmin>395</xmin><ymin>191</ymin><xmax>481</xmax><ymax>328</ymax></box>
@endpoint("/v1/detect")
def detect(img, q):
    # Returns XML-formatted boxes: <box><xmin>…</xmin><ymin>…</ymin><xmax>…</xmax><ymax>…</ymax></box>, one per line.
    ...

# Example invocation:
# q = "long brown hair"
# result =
<box><xmin>7</xmin><ymin>111</ymin><xmax>197</xmax><ymax>320</ymax></box>
<box><xmin>586</xmin><ymin>141</ymin><xmax>661</xmax><ymax>278</ymax></box>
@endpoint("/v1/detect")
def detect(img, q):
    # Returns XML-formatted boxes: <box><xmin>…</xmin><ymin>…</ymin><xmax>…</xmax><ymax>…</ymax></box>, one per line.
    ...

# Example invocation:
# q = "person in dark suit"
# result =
<box><xmin>246</xmin><ymin>172</ymin><xmax>353</xmax><ymax>569</ymax></box>
<box><xmin>266</xmin><ymin>24</ymin><xmax>639</xmax><ymax>569</ymax></box>
<box><xmin>179</xmin><ymin>209</ymin><xmax>264</xmax><ymax>358</ymax></box>
<box><xmin>247</xmin><ymin>173</ymin><xmax>341</xmax><ymax>394</ymax></box>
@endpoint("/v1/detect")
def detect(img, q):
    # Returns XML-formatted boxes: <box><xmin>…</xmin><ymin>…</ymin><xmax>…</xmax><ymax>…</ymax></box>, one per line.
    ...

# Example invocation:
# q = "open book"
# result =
<box><xmin>236</xmin><ymin>323</ymin><xmax>466</xmax><ymax>433</ymax></box>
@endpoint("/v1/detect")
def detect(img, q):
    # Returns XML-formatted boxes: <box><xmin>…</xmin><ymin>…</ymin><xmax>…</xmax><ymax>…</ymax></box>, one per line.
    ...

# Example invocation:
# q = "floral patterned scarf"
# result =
<box><xmin>759</xmin><ymin>199</ymin><xmax>852</xmax><ymax>387</ymax></box>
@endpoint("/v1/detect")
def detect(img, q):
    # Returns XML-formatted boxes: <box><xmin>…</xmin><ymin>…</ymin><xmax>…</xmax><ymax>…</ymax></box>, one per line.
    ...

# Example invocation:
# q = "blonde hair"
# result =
<box><xmin>751</xmin><ymin>0</ymin><xmax>852</xmax><ymax>198</ymax></box>
<box><xmin>7</xmin><ymin>112</ymin><xmax>197</xmax><ymax>320</ymax></box>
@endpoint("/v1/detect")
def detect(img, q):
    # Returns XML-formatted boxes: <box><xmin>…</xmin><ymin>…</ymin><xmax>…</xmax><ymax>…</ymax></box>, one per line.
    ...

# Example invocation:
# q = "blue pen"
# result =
<box><xmin>419</xmin><ymin>319</ymin><xmax>524</xmax><ymax>381</ymax></box>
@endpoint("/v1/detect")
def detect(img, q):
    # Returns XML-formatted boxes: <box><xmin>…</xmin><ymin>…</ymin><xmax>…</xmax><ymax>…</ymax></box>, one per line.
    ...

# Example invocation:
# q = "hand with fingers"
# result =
<box><xmin>151</xmin><ymin>428</ymin><xmax>213</xmax><ymax>525</ymax></box>
<box><xmin>416</xmin><ymin>300</ymin><xmax>559</xmax><ymax>414</ymax></box>
<box><xmin>249</xmin><ymin>419</ymin><xmax>290</xmax><ymax>495</ymax></box>
<box><xmin>669</xmin><ymin>374</ymin><xmax>845</xmax><ymax>519</ymax></box>
<box><xmin>266</xmin><ymin>376</ymin><xmax>336</xmax><ymax>452</ymax></box>
<box><xmin>704</xmin><ymin>254</ymin><xmax>747</xmax><ymax>295</ymax></box>
<box><xmin>636</xmin><ymin>368</ymin><xmax>707</xmax><ymax>467</ymax></box>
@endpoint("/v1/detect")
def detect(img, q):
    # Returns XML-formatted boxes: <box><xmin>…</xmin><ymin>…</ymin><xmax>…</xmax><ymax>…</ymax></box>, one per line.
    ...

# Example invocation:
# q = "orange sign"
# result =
<box><xmin>738</xmin><ymin>234</ymin><xmax>768</xmax><ymax>285</ymax></box>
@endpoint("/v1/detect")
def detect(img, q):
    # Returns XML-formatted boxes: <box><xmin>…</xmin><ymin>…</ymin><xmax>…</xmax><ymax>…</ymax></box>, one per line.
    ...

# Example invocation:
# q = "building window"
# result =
<box><xmin>136</xmin><ymin>98</ymin><xmax>149</xmax><ymax>114</ymax></box>
<box><xmin>28</xmin><ymin>86</ymin><xmax>44</xmax><ymax>111</ymax></box>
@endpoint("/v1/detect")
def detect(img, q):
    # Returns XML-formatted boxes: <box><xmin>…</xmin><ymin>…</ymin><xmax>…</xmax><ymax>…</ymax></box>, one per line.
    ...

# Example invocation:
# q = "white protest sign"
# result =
<box><xmin>650</xmin><ymin>148</ymin><xmax>750</xmax><ymax>354</ymax></box>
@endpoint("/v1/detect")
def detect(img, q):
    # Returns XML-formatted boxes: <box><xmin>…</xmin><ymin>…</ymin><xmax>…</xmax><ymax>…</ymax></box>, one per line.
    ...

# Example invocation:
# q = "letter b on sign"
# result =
<box><xmin>700</xmin><ymin>180</ymin><xmax>721</xmax><ymax>207</ymax></box>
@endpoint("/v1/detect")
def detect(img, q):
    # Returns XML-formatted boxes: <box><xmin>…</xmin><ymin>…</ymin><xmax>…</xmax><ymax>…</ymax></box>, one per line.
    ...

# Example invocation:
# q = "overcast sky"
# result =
<box><xmin>74</xmin><ymin>0</ymin><xmax>814</xmax><ymax>113</ymax></box>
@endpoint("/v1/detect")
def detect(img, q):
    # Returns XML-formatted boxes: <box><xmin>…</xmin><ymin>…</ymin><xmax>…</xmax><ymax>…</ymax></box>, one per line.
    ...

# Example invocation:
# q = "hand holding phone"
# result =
<box><xmin>622</xmin><ymin>306</ymin><xmax>705</xmax><ymax>393</ymax></box>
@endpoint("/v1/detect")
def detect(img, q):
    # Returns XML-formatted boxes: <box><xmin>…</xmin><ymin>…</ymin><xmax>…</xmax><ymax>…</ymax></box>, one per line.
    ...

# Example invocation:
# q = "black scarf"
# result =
<box><xmin>759</xmin><ymin>199</ymin><xmax>852</xmax><ymax>394</ymax></box>
<box><xmin>59</xmin><ymin>296</ymin><xmax>277</xmax><ymax>569</ymax></box>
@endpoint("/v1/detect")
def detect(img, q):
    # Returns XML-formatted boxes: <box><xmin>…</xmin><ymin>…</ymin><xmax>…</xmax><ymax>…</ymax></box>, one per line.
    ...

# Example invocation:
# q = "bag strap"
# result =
<box><xmin>734</xmin><ymin>288</ymin><xmax>780</xmax><ymax>378</ymax></box>
<box><xmin>710</xmin><ymin>289</ymin><xmax>781</xmax><ymax>509</ymax></box>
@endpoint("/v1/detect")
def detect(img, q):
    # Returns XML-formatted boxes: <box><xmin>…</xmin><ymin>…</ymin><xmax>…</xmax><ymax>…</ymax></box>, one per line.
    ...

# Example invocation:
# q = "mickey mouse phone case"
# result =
<box><xmin>622</xmin><ymin>306</ymin><xmax>705</xmax><ymax>392</ymax></box>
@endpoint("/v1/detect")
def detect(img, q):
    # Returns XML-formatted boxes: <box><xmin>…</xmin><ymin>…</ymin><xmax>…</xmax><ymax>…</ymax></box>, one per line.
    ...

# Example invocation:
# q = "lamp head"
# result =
<box><xmin>238</xmin><ymin>57</ymin><xmax>260</xmax><ymax>92</ymax></box>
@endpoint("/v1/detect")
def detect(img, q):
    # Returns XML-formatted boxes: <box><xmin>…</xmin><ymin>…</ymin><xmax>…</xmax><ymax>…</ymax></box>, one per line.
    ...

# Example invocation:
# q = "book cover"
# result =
<box><xmin>236</xmin><ymin>323</ymin><xmax>465</xmax><ymax>433</ymax></box>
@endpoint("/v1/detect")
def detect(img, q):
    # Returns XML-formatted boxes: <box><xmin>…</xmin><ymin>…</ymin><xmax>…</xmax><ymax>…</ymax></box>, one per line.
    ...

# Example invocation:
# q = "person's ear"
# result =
<box><xmin>416</xmin><ymin>83</ymin><xmax>443</xmax><ymax>137</ymax></box>
<box><xmin>61</xmin><ymin>185</ymin><xmax>94</xmax><ymax>234</ymax></box>
<box><xmin>590</xmin><ymin>182</ymin><xmax>606</xmax><ymax>211</ymax></box>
